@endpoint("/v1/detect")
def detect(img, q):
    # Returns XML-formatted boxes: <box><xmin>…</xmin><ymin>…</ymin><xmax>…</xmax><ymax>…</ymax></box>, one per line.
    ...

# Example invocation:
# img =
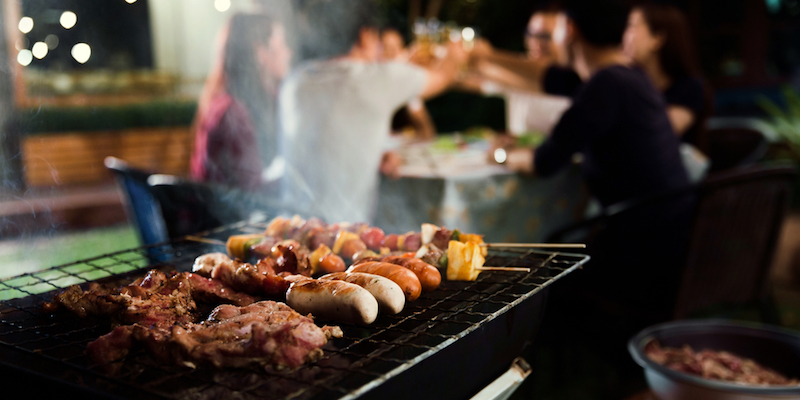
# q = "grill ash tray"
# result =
<box><xmin>0</xmin><ymin>222</ymin><xmax>589</xmax><ymax>400</ymax></box>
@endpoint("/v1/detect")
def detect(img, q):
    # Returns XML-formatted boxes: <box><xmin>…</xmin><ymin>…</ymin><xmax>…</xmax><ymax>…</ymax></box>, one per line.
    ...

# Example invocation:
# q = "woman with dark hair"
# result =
<box><xmin>190</xmin><ymin>13</ymin><xmax>292</xmax><ymax>191</ymax></box>
<box><xmin>624</xmin><ymin>4</ymin><xmax>713</xmax><ymax>151</ymax></box>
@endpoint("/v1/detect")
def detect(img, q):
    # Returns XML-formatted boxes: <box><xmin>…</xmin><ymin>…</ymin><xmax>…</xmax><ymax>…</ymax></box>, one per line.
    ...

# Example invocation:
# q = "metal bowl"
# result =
<box><xmin>628</xmin><ymin>319</ymin><xmax>800</xmax><ymax>400</ymax></box>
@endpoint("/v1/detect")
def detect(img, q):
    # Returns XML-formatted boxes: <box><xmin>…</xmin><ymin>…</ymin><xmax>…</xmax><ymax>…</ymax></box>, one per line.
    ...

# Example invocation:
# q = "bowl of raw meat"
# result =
<box><xmin>629</xmin><ymin>319</ymin><xmax>800</xmax><ymax>400</ymax></box>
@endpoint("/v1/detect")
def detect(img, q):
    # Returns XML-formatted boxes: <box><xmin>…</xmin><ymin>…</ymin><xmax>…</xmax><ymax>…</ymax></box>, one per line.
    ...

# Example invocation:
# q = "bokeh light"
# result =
<box><xmin>14</xmin><ymin>37</ymin><xmax>29</xmax><ymax>51</ymax></box>
<box><xmin>18</xmin><ymin>17</ymin><xmax>33</xmax><ymax>34</ymax></box>
<box><xmin>125</xmin><ymin>0</ymin><xmax>137</xmax><ymax>3</ymax></box>
<box><xmin>32</xmin><ymin>42</ymin><xmax>48</xmax><ymax>59</ymax></box>
<box><xmin>214</xmin><ymin>0</ymin><xmax>231</xmax><ymax>12</ymax></box>
<box><xmin>60</xmin><ymin>11</ymin><xmax>77</xmax><ymax>29</ymax></box>
<box><xmin>17</xmin><ymin>50</ymin><xmax>33</xmax><ymax>66</ymax></box>
<box><xmin>462</xmin><ymin>27</ymin><xmax>475</xmax><ymax>42</ymax></box>
<box><xmin>45</xmin><ymin>34</ymin><xmax>59</xmax><ymax>50</ymax></box>
<box><xmin>71</xmin><ymin>43</ymin><xmax>91</xmax><ymax>63</ymax></box>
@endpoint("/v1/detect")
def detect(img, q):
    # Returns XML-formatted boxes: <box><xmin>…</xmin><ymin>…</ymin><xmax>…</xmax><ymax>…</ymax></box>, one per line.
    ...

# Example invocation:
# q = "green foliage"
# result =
<box><xmin>17</xmin><ymin>100</ymin><xmax>198</xmax><ymax>135</ymax></box>
<box><xmin>758</xmin><ymin>86</ymin><xmax>800</xmax><ymax>158</ymax></box>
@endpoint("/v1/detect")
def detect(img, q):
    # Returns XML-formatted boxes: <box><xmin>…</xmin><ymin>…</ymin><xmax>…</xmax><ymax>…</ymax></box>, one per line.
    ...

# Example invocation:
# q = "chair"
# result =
<box><xmin>546</xmin><ymin>165</ymin><xmax>797</xmax><ymax>323</ymax></box>
<box><xmin>104</xmin><ymin>156</ymin><xmax>169</xmax><ymax>246</ymax></box>
<box><xmin>146</xmin><ymin>174</ymin><xmax>288</xmax><ymax>239</ymax></box>
<box><xmin>106</xmin><ymin>157</ymin><xmax>294</xmax><ymax>246</ymax></box>
<box><xmin>673</xmin><ymin>166</ymin><xmax>796</xmax><ymax>322</ymax></box>
<box><xmin>705</xmin><ymin>127</ymin><xmax>769</xmax><ymax>172</ymax></box>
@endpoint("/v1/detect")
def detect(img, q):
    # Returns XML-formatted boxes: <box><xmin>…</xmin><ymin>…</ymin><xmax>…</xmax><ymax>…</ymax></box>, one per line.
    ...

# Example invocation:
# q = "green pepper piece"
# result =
<box><xmin>438</xmin><ymin>253</ymin><xmax>448</xmax><ymax>269</ymax></box>
<box><xmin>451</xmin><ymin>229</ymin><xmax>461</xmax><ymax>241</ymax></box>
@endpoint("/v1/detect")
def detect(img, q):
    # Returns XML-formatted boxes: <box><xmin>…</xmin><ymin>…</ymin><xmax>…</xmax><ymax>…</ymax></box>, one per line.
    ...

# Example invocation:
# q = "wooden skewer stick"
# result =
<box><xmin>482</xmin><ymin>243</ymin><xmax>586</xmax><ymax>249</ymax></box>
<box><xmin>238</xmin><ymin>227</ymin><xmax>265</xmax><ymax>234</ymax></box>
<box><xmin>475</xmin><ymin>266</ymin><xmax>531</xmax><ymax>272</ymax></box>
<box><xmin>185</xmin><ymin>236</ymin><xmax>226</xmax><ymax>246</ymax></box>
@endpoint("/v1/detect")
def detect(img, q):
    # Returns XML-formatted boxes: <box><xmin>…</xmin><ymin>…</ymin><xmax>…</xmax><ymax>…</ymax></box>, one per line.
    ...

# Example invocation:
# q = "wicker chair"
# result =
<box><xmin>673</xmin><ymin>165</ymin><xmax>796</xmax><ymax>322</ymax></box>
<box><xmin>546</xmin><ymin>165</ymin><xmax>797</xmax><ymax>323</ymax></box>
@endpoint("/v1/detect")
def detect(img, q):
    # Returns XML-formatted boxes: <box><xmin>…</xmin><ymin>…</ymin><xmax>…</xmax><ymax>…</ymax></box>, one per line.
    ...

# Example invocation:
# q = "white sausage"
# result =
<box><xmin>319</xmin><ymin>272</ymin><xmax>405</xmax><ymax>315</ymax></box>
<box><xmin>286</xmin><ymin>279</ymin><xmax>379</xmax><ymax>325</ymax></box>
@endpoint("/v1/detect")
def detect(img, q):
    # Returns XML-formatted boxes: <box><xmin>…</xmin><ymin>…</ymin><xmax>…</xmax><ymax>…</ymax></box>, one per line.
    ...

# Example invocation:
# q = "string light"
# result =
<box><xmin>71</xmin><ymin>43</ymin><xmax>91</xmax><ymax>63</ymax></box>
<box><xmin>32</xmin><ymin>42</ymin><xmax>48</xmax><ymax>59</ymax></box>
<box><xmin>17</xmin><ymin>50</ymin><xmax>33</xmax><ymax>66</ymax></box>
<box><xmin>18</xmin><ymin>17</ymin><xmax>33</xmax><ymax>34</ymax></box>
<box><xmin>214</xmin><ymin>0</ymin><xmax>231</xmax><ymax>12</ymax></box>
<box><xmin>60</xmin><ymin>11</ymin><xmax>77</xmax><ymax>29</ymax></box>
<box><xmin>461</xmin><ymin>27</ymin><xmax>475</xmax><ymax>42</ymax></box>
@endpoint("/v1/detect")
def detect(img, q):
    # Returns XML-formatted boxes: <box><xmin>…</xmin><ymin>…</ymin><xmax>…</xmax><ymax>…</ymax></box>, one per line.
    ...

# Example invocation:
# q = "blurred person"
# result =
<box><xmin>278</xmin><ymin>0</ymin><xmax>465</xmax><ymax>224</ymax></box>
<box><xmin>462</xmin><ymin>7</ymin><xmax>581</xmax><ymax>134</ymax></box>
<box><xmin>500</xmin><ymin>1</ymin><xmax>695</xmax><ymax>397</ymax></box>
<box><xmin>624</xmin><ymin>3</ymin><xmax>713</xmax><ymax>152</ymax></box>
<box><xmin>380</xmin><ymin>28</ymin><xmax>407</xmax><ymax>61</ymax></box>
<box><xmin>190</xmin><ymin>13</ymin><xmax>291</xmax><ymax>191</ymax></box>
<box><xmin>381</xmin><ymin>27</ymin><xmax>437</xmax><ymax>140</ymax></box>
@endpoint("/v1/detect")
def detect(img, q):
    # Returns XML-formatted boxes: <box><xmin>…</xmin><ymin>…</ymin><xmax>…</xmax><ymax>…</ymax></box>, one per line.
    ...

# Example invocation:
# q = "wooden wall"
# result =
<box><xmin>22</xmin><ymin>127</ymin><xmax>193</xmax><ymax>187</ymax></box>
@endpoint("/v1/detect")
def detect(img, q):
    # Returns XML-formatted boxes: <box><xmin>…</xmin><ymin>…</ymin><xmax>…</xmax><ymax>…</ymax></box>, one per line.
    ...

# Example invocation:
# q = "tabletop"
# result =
<box><xmin>373</xmin><ymin>135</ymin><xmax>588</xmax><ymax>243</ymax></box>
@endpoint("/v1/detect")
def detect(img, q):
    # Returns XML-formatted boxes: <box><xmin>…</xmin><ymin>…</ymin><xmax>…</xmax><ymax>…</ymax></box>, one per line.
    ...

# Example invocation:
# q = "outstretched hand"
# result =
<box><xmin>380</xmin><ymin>151</ymin><xmax>404</xmax><ymax>179</ymax></box>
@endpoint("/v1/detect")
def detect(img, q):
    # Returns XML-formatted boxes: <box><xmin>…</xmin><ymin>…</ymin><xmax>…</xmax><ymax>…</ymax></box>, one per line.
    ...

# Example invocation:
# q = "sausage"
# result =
<box><xmin>340</xmin><ymin>239</ymin><xmax>367</xmax><ymax>261</ymax></box>
<box><xmin>286</xmin><ymin>279</ymin><xmax>378</xmax><ymax>325</ymax></box>
<box><xmin>319</xmin><ymin>253</ymin><xmax>346</xmax><ymax>274</ymax></box>
<box><xmin>319</xmin><ymin>272</ymin><xmax>405</xmax><ymax>314</ymax></box>
<box><xmin>360</xmin><ymin>227</ymin><xmax>385</xmax><ymax>251</ymax></box>
<box><xmin>381</xmin><ymin>256</ymin><xmax>441</xmax><ymax>292</ymax></box>
<box><xmin>347</xmin><ymin>261</ymin><xmax>422</xmax><ymax>301</ymax></box>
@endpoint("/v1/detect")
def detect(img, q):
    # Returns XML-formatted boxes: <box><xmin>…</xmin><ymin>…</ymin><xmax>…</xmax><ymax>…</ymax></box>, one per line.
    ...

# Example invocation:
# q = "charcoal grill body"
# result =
<box><xmin>357</xmin><ymin>293</ymin><xmax>545</xmax><ymax>400</ymax></box>
<box><xmin>0</xmin><ymin>222</ymin><xmax>587</xmax><ymax>399</ymax></box>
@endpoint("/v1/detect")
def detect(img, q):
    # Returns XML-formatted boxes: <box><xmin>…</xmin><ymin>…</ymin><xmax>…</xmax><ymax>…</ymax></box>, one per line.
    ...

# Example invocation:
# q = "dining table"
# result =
<box><xmin>373</xmin><ymin>133</ymin><xmax>589</xmax><ymax>243</ymax></box>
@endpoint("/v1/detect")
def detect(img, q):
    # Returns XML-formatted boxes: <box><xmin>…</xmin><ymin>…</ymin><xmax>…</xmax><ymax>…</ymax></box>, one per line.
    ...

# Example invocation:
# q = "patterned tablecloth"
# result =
<box><xmin>373</xmin><ymin>136</ymin><xmax>589</xmax><ymax>243</ymax></box>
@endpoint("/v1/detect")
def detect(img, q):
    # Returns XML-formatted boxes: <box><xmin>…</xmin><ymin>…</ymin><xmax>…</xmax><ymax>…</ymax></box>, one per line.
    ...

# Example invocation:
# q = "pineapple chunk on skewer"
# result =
<box><xmin>447</xmin><ymin>240</ymin><xmax>485</xmax><ymax>281</ymax></box>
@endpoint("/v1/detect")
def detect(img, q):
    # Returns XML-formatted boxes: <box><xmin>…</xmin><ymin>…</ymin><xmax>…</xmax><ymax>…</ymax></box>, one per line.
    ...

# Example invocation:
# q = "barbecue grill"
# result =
<box><xmin>0</xmin><ymin>220</ymin><xmax>589</xmax><ymax>399</ymax></box>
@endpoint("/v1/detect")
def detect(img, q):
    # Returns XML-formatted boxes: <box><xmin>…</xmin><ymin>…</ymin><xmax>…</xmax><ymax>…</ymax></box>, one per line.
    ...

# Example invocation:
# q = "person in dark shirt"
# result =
<box><xmin>623</xmin><ymin>3</ymin><xmax>713</xmax><ymax>151</ymax></box>
<box><xmin>504</xmin><ymin>1</ymin><xmax>696</xmax><ymax>398</ymax></box>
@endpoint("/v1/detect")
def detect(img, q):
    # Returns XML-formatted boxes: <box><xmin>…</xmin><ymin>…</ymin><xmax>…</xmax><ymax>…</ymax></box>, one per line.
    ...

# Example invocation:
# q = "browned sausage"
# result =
<box><xmin>318</xmin><ymin>253</ymin><xmax>346</xmax><ymax>274</ymax></box>
<box><xmin>381</xmin><ymin>256</ymin><xmax>441</xmax><ymax>292</ymax></box>
<box><xmin>347</xmin><ymin>261</ymin><xmax>422</xmax><ymax>301</ymax></box>
<box><xmin>340</xmin><ymin>239</ymin><xmax>368</xmax><ymax>261</ymax></box>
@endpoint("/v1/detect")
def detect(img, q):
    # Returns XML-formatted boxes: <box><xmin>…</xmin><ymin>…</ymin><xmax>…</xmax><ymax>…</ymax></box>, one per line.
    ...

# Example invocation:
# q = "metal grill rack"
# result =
<box><xmin>0</xmin><ymin>221</ymin><xmax>590</xmax><ymax>399</ymax></box>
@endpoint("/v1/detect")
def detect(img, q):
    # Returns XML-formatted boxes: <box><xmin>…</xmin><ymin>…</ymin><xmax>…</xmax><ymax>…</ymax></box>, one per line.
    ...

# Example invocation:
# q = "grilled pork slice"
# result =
<box><xmin>193</xmin><ymin>253</ymin><xmax>290</xmax><ymax>296</ymax></box>
<box><xmin>42</xmin><ymin>270</ymin><xmax>256</xmax><ymax>326</ymax></box>
<box><xmin>87</xmin><ymin>301</ymin><xmax>343</xmax><ymax>370</ymax></box>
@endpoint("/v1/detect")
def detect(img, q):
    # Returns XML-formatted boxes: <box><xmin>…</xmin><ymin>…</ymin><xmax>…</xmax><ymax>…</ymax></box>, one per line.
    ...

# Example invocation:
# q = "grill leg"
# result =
<box><xmin>470</xmin><ymin>357</ymin><xmax>532</xmax><ymax>400</ymax></box>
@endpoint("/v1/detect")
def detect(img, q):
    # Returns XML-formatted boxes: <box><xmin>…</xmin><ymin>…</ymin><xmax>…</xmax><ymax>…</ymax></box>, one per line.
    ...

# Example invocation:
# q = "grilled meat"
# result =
<box><xmin>43</xmin><ymin>270</ymin><xmax>255</xmax><ymax>326</ymax></box>
<box><xmin>193</xmin><ymin>253</ymin><xmax>290</xmax><ymax>296</ymax></box>
<box><xmin>87</xmin><ymin>301</ymin><xmax>343</xmax><ymax>370</ymax></box>
<box><xmin>645</xmin><ymin>340</ymin><xmax>800</xmax><ymax>385</ymax></box>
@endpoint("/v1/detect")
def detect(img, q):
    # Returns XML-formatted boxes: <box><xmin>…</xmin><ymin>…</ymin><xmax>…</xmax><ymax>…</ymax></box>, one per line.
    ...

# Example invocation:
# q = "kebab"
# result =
<box><xmin>220</xmin><ymin>216</ymin><xmax>583</xmax><ymax>284</ymax></box>
<box><xmin>224</xmin><ymin>217</ymin><xmax>483</xmax><ymax>283</ymax></box>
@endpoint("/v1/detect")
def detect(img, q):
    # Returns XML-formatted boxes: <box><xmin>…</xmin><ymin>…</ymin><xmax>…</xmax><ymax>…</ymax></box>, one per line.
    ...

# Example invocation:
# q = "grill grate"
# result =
<box><xmin>0</xmin><ymin>221</ymin><xmax>589</xmax><ymax>399</ymax></box>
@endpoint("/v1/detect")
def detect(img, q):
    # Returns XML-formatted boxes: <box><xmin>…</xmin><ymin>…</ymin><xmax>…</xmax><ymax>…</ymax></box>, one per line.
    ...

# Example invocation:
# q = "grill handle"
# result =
<box><xmin>470</xmin><ymin>357</ymin><xmax>532</xmax><ymax>400</ymax></box>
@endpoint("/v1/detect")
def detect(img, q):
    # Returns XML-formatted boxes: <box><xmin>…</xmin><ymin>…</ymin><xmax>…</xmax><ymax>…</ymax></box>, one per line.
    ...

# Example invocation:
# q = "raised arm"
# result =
<box><xmin>468</xmin><ymin>38</ymin><xmax>552</xmax><ymax>93</ymax></box>
<box><xmin>418</xmin><ymin>41</ymin><xmax>468</xmax><ymax>99</ymax></box>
